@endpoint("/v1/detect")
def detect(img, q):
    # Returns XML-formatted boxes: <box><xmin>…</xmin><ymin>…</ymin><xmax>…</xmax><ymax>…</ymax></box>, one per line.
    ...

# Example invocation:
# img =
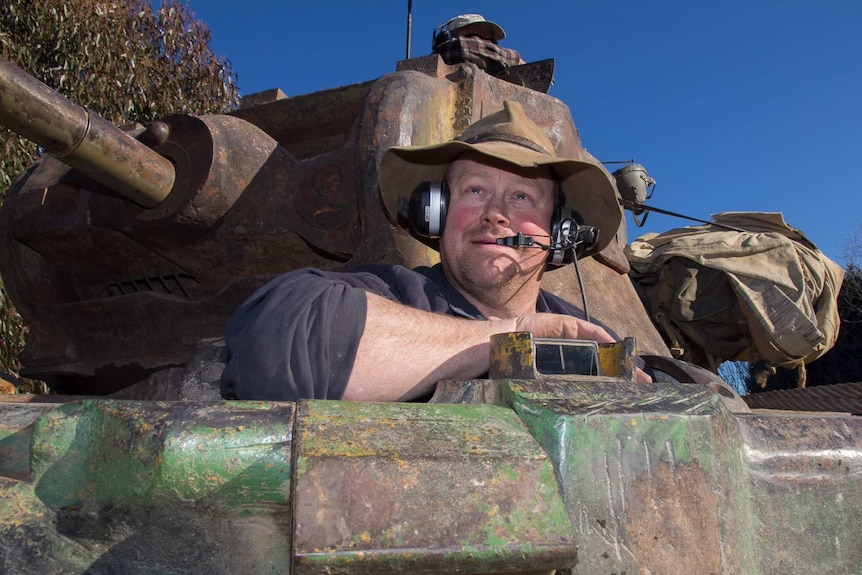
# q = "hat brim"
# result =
<box><xmin>378</xmin><ymin>140</ymin><xmax>622</xmax><ymax>255</ymax></box>
<box><xmin>454</xmin><ymin>21</ymin><xmax>506</xmax><ymax>41</ymax></box>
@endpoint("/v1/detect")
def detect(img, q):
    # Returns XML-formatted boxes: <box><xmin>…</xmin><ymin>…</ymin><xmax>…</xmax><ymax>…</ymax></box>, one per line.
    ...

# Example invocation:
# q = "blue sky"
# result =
<box><xmin>190</xmin><ymin>1</ymin><xmax>861</xmax><ymax>265</ymax></box>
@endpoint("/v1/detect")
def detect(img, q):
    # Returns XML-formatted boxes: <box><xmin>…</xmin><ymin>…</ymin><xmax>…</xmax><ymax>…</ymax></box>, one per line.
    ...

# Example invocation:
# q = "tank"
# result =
<box><xmin>0</xmin><ymin>53</ymin><xmax>668</xmax><ymax>395</ymax></box>
<box><xmin>0</xmin><ymin>55</ymin><xmax>859</xmax><ymax>574</ymax></box>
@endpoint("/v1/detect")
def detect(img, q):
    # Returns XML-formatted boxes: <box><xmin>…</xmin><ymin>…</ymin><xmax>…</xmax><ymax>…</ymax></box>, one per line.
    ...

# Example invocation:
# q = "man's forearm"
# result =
<box><xmin>342</xmin><ymin>291</ymin><xmax>639</xmax><ymax>401</ymax></box>
<box><xmin>343</xmin><ymin>293</ymin><xmax>516</xmax><ymax>401</ymax></box>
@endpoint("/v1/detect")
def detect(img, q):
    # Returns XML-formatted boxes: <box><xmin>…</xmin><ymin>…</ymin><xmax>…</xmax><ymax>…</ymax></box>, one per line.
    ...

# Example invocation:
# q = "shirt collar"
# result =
<box><xmin>423</xmin><ymin>264</ymin><xmax>553</xmax><ymax>318</ymax></box>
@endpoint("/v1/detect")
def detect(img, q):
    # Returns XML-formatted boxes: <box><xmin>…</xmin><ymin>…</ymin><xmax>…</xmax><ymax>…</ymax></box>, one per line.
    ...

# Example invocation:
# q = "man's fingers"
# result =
<box><xmin>570</xmin><ymin>320</ymin><xmax>614</xmax><ymax>343</ymax></box>
<box><xmin>555</xmin><ymin>315</ymin><xmax>614</xmax><ymax>343</ymax></box>
<box><xmin>635</xmin><ymin>367</ymin><xmax>653</xmax><ymax>384</ymax></box>
<box><xmin>515</xmin><ymin>313</ymin><xmax>614</xmax><ymax>342</ymax></box>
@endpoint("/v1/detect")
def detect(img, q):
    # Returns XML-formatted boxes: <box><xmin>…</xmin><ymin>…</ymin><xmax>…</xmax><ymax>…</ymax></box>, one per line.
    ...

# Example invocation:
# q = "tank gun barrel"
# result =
<box><xmin>0</xmin><ymin>56</ymin><xmax>174</xmax><ymax>208</ymax></box>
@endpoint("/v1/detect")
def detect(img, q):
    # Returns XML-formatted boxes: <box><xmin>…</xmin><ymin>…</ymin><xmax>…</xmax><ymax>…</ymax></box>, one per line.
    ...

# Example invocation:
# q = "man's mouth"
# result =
<box><xmin>472</xmin><ymin>234</ymin><xmax>508</xmax><ymax>245</ymax></box>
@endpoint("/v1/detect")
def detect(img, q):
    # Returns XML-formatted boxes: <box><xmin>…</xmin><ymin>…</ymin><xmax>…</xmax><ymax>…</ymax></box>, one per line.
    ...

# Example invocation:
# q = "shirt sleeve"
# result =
<box><xmin>220</xmin><ymin>269</ymin><xmax>394</xmax><ymax>402</ymax></box>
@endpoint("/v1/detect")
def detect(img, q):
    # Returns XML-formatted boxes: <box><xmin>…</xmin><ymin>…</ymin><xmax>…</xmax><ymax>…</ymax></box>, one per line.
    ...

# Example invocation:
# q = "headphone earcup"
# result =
<box><xmin>405</xmin><ymin>181</ymin><xmax>448</xmax><ymax>238</ymax></box>
<box><xmin>548</xmin><ymin>206</ymin><xmax>577</xmax><ymax>266</ymax></box>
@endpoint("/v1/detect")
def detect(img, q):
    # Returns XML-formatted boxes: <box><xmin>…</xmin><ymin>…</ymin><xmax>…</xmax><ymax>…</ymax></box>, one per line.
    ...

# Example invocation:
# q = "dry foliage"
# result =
<box><xmin>0</xmin><ymin>0</ymin><xmax>240</xmax><ymax>390</ymax></box>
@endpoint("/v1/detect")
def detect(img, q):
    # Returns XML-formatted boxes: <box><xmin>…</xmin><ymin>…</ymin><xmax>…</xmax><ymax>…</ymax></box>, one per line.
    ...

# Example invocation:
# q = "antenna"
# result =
<box><xmin>405</xmin><ymin>0</ymin><xmax>413</xmax><ymax>58</ymax></box>
<box><xmin>609</xmin><ymin>163</ymin><xmax>748</xmax><ymax>232</ymax></box>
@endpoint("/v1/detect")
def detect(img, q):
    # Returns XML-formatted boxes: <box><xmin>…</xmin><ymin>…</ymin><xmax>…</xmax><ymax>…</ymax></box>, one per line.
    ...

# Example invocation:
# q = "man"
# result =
<box><xmin>220</xmin><ymin>101</ymin><xmax>649</xmax><ymax>403</ymax></box>
<box><xmin>431</xmin><ymin>14</ymin><xmax>524</xmax><ymax>75</ymax></box>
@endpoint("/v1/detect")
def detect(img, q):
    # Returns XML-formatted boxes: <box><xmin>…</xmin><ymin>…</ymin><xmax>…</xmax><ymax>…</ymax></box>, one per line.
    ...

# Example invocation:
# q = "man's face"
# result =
<box><xmin>440</xmin><ymin>153</ymin><xmax>557</xmax><ymax>301</ymax></box>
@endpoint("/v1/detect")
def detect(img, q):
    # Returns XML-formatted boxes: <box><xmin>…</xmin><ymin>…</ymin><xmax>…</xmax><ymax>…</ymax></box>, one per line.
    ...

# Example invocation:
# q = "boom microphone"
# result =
<box><xmin>495</xmin><ymin>224</ymin><xmax>600</xmax><ymax>257</ymax></box>
<box><xmin>495</xmin><ymin>233</ymin><xmax>539</xmax><ymax>248</ymax></box>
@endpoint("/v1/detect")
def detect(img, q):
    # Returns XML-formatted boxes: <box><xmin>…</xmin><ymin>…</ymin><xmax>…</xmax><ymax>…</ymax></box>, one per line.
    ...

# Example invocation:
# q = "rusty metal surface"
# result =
<box><xmin>597</xmin><ymin>337</ymin><xmax>636</xmax><ymax>381</ymax></box>
<box><xmin>736</xmin><ymin>412</ymin><xmax>861</xmax><ymax>572</ymax></box>
<box><xmin>503</xmin><ymin>377</ymin><xmax>726</xmax><ymax>417</ymax></box>
<box><xmin>504</xmin><ymin>376</ymin><xmax>860</xmax><ymax>574</ymax></box>
<box><xmin>743</xmin><ymin>381</ymin><xmax>862</xmax><ymax>414</ymax></box>
<box><xmin>0</xmin><ymin>56</ymin><xmax>175</xmax><ymax>207</ymax></box>
<box><xmin>645</xmin><ymin>354</ymin><xmax>751</xmax><ymax>413</ymax></box>
<box><xmin>490</xmin><ymin>332</ymin><xmax>538</xmax><ymax>379</ymax></box>
<box><xmin>0</xmin><ymin>400</ymin><xmax>294</xmax><ymax>574</ymax></box>
<box><xmin>429</xmin><ymin>379</ymin><xmax>507</xmax><ymax>405</ymax></box>
<box><xmin>231</xmin><ymin>81</ymin><xmax>374</xmax><ymax>160</ymax></box>
<box><xmin>293</xmin><ymin>400</ymin><xmax>576</xmax><ymax>574</ymax></box>
<box><xmin>506</xmin><ymin>381</ymin><xmax>747</xmax><ymax>571</ymax></box>
<box><xmin>495</xmin><ymin>59</ymin><xmax>556</xmax><ymax>93</ymax></box>
<box><xmin>0</xmin><ymin>383</ymin><xmax>859</xmax><ymax>573</ymax></box>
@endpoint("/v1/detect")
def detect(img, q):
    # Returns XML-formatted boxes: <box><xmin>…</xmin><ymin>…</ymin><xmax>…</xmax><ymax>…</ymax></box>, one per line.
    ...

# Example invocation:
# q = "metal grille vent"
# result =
<box><xmin>102</xmin><ymin>272</ymin><xmax>199</xmax><ymax>300</ymax></box>
<box><xmin>744</xmin><ymin>382</ymin><xmax>862</xmax><ymax>415</ymax></box>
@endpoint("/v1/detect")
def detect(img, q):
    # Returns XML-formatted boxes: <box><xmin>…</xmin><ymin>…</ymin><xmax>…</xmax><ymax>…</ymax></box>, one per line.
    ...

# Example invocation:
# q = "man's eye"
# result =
<box><xmin>469</xmin><ymin>187</ymin><xmax>483</xmax><ymax>195</ymax></box>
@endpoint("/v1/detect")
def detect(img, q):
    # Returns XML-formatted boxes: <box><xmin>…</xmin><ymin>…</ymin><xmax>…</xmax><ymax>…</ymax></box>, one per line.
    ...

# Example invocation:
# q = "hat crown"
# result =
<box><xmin>439</xmin><ymin>13</ymin><xmax>506</xmax><ymax>41</ymax></box>
<box><xmin>457</xmin><ymin>101</ymin><xmax>557</xmax><ymax>159</ymax></box>
<box><xmin>446</xmin><ymin>14</ymin><xmax>488</xmax><ymax>31</ymax></box>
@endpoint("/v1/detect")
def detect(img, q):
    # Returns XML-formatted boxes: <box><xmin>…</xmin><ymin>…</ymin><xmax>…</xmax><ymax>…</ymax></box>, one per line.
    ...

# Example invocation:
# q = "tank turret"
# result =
<box><xmin>0</xmin><ymin>54</ymin><xmax>666</xmax><ymax>393</ymax></box>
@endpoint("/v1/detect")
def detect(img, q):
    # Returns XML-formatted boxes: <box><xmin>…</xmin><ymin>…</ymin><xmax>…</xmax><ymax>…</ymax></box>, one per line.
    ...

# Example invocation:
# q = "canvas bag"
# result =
<box><xmin>625</xmin><ymin>212</ymin><xmax>844</xmax><ymax>369</ymax></box>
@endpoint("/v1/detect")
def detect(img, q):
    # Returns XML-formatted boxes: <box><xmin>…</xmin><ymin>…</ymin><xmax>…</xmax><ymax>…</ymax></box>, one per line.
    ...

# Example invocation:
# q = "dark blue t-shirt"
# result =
<box><xmin>220</xmin><ymin>264</ymin><xmax>585</xmax><ymax>402</ymax></box>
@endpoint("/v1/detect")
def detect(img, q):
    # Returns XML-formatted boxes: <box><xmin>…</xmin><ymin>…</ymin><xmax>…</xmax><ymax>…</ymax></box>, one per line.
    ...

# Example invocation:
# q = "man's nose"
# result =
<box><xmin>481</xmin><ymin>197</ymin><xmax>510</xmax><ymax>227</ymax></box>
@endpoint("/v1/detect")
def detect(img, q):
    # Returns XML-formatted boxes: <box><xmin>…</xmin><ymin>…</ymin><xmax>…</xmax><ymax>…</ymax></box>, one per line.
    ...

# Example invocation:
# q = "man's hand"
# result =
<box><xmin>514</xmin><ymin>313</ymin><xmax>653</xmax><ymax>384</ymax></box>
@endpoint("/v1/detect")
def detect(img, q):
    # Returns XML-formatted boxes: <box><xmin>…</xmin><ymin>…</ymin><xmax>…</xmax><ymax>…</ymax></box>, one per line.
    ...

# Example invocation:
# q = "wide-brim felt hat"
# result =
<box><xmin>378</xmin><ymin>100</ymin><xmax>622</xmax><ymax>254</ymax></box>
